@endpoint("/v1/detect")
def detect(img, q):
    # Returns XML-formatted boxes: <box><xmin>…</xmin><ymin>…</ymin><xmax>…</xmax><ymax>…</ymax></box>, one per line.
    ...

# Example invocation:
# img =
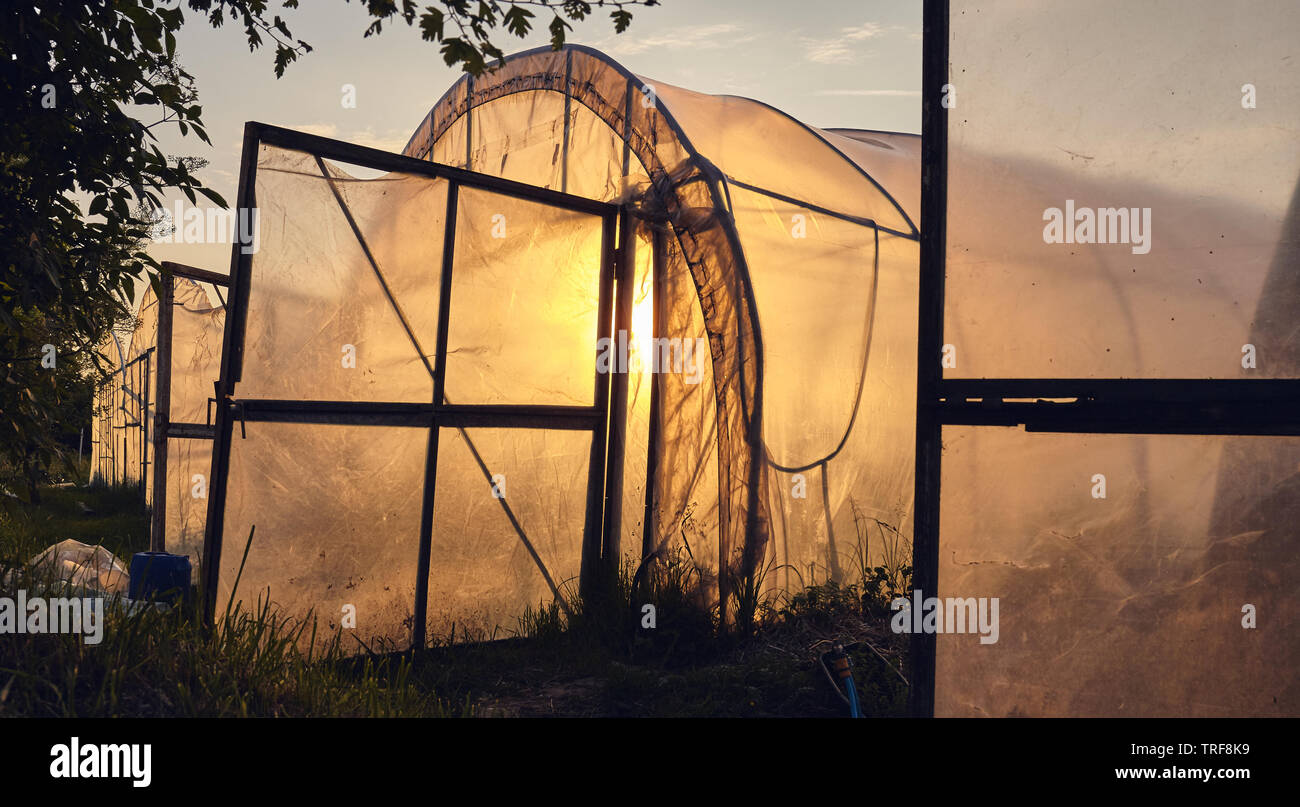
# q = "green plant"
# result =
<box><xmin>849</xmin><ymin>498</ymin><xmax>913</xmax><ymax>617</ymax></box>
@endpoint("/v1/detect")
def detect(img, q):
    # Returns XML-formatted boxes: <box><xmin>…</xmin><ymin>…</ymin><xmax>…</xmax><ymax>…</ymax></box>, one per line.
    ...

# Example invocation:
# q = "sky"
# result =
<box><xmin>143</xmin><ymin>0</ymin><xmax>922</xmax><ymax>282</ymax></box>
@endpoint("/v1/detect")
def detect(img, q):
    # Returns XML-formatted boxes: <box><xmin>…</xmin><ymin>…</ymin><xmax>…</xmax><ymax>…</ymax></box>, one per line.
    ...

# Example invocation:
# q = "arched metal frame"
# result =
<box><xmin>404</xmin><ymin>45</ymin><xmax>922</xmax><ymax>617</ymax></box>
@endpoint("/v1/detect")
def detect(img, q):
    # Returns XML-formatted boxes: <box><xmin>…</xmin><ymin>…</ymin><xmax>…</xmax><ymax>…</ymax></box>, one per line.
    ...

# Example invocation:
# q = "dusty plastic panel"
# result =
<box><xmin>425</xmin><ymin>427</ymin><xmax>592</xmax><ymax>641</ymax></box>
<box><xmin>444</xmin><ymin>186</ymin><xmax>603</xmax><ymax>407</ymax></box>
<box><xmin>928</xmin><ymin>0</ymin><xmax>1300</xmax><ymax>717</ymax></box>
<box><xmin>936</xmin><ymin>427</ymin><xmax>1299</xmax><ymax>716</ymax></box>
<box><xmin>945</xmin><ymin>0</ymin><xmax>1300</xmax><ymax>379</ymax></box>
<box><xmin>218</xmin><ymin>420</ymin><xmax>427</xmax><ymax>649</ymax></box>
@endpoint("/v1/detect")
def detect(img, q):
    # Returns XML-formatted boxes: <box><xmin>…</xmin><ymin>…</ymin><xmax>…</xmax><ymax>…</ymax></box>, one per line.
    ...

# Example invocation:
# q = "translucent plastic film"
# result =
<box><xmin>425</xmin><ymin>427</ymin><xmax>591</xmax><ymax>641</ymax></box>
<box><xmin>936</xmin><ymin>427</ymin><xmax>1299</xmax><ymax>716</ymax></box>
<box><xmin>611</xmin><ymin>221</ymin><xmax>654</xmax><ymax>565</ymax></box>
<box><xmin>89</xmin><ymin>277</ymin><xmax>224</xmax><ymax>570</ymax></box>
<box><xmin>758</xmin><ymin>228</ymin><xmax>919</xmax><ymax>592</ymax></box>
<box><xmin>164</xmin><ymin>280</ymin><xmax>225</xmax><ymax>568</ymax></box>
<box><xmin>444</xmin><ymin>186</ymin><xmax>604</xmax><ymax>406</ymax></box>
<box><xmin>945</xmin><ymin>0</ymin><xmax>1300</xmax><ymax>378</ymax></box>
<box><xmin>652</xmin><ymin>84</ymin><xmax>915</xmax><ymax>236</ymax></box>
<box><xmin>236</xmin><ymin>145</ymin><xmax>446</xmax><ymax>402</ymax></box>
<box><xmin>218</xmin><ymin>421</ymin><xmax>426</xmax><ymax>649</ymax></box>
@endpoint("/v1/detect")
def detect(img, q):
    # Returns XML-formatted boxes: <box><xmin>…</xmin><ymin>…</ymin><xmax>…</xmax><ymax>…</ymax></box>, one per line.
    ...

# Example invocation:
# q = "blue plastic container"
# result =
<box><xmin>128</xmin><ymin>552</ymin><xmax>192</xmax><ymax>604</ymax></box>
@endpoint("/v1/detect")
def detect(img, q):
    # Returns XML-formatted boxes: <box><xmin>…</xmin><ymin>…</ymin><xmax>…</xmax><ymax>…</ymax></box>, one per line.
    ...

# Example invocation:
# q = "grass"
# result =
<box><xmin>407</xmin><ymin>525</ymin><xmax>912</xmax><ymax>717</ymax></box>
<box><xmin>0</xmin><ymin>480</ymin><xmax>151</xmax><ymax>563</ymax></box>
<box><xmin>1</xmin><ymin>478</ymin><xmax>911</xmax><ymax>718</ymax></box>
<box><xmin>0</xmin><ymin>478</ymin><xmax>467</xmax><ymax>717</ymax></box>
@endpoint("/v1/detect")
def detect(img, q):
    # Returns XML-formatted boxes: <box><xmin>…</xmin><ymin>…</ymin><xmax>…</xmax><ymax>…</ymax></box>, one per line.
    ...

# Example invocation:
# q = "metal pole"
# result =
<box><xmin>641</xmin><ymin>225</ymin><xmax>667</xmax><ymax>562</ymax></box>
<box><xmin>912</xmin><ymin>0</ymin><xmax>949</xmax><ymax>719</ymax></box>
<box><xmin>151</xmin><ymin>274</ymin><xmax>174</xmax><ymax>552</ymax></box>
<box><xmin>412</xmin><ymin>179</ymin><xmax>459</xmax><ymax>650</ymax></box>
<box><xmin>141</xmin><ymin>349</ymin><xmax>151</xmax><ymax>502</ymax></box>
<box><xmin>600</xmin><ymin>210</ymin><xmax>636</xmax><ymax>571</ymax></box>
<box><xmin>579</xmin><ymin>211</ymin><xmax>618</xmax><ymax>602</ymax></box>
<box><xmin>201</xmin><ymin>123</ymin><xmax>260</xmax><ymax>626</ymax></box>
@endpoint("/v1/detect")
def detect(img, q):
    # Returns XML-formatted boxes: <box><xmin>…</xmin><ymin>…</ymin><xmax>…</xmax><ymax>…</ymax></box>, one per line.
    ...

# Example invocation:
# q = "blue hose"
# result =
<box><xmin>844</xmin><ymin>670</ymin><xmax>862</xmax><ymax>718</ymax></box>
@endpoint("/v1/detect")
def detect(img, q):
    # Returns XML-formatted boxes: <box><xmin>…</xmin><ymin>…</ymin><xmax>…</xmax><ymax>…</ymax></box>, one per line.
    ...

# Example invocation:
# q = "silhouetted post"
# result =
<box><xmin>150</xmin><ymin>273</ymin><xmax>174</xmax><ymax>552</ymax></box>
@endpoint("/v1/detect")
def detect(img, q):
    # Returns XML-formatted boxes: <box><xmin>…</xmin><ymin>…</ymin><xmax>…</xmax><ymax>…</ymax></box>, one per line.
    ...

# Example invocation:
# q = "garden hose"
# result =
<box><xmin>819</xmin><ymin>642</ymin><xmax>863</xmax><ymax>718</ymax></box>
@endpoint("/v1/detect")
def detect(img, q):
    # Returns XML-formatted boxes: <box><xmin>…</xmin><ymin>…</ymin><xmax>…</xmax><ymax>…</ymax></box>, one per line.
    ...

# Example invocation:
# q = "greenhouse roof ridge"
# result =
<box><xmin>401</xmin><ymin>43</ymin><xmax>918</xmax><ymax>239</ymax></box>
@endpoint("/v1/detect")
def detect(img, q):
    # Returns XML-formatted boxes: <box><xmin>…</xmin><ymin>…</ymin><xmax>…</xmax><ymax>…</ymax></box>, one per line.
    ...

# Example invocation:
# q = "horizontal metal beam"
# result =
<box><xmin>936</xmin><ymin>404</ymin><xmax>1300</xmax><ymax>435</ymax></box>
<box><xmin>226</xmin><ymin>398</ymin><xmax>601</xmax><ymax>430</ymax></box>
<box><xmin>251</xmin><ymin>122</ymin><xmax>618</xmax><ymax>219</ymax></box>
<box><xmin>234</xmin><ymin>399</ymin><xmax>432</xmax><ymax>427</ymax></box>
<box><xmin>161</xmin><ymin>261</ymin><xmax>231</xmax><ymax>288</ymax></box>
<box><xmin>435</xmin><ymin>405</ymin><xmax>600</xmax><ymax>431</ymax></box>
<box><xmin>934</xmin><ymin>385</ymin><xmax>1300</xmax><ymax>436</ymax></box>
<box><xmin>167</xmin><ymin>422</ymin><xmax>216</xmax><ymax>440</ymax></box>
<box><xmin>939</xmin><ymin>412</ymin><xmax>1300</xmax><ymax>436</ymax></box>
<box><xmin>938</xmin><ymin>378</ymin><xmax>1300</xmax><ymax>404</ymax></box>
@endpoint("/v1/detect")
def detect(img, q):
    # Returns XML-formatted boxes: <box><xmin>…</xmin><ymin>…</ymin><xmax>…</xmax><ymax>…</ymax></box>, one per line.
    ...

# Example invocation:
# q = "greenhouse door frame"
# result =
<box><xmin>116</xmin><ymin>346</ymin><xmax>153</xmax><ymax>501</ymax></box>
<box><xmin>914</xmin><ymin>0</ymin><xmax>1300</xmax><ymax>716</ymax></box>
<box><xmin>149</xmin><ymin>261</ymin><xmax>229</xmax><ymax>553</ymax></box>
<box><xmin>201</xmin><ymin>123</ymin><xmax>627</xmax><ymax>646</ymax></box>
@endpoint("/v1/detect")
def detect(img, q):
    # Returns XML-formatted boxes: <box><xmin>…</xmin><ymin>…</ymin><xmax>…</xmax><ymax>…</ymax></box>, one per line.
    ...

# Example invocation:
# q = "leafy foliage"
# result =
<box><xmin>2</xmin><ymin>3</ymin><xmax>217</xmax><ymax>501</ymax></box>
<box><xmin>354</xmin><ymin>1</ymin><xmax>660</xmax><ymax>76</ymax></box>
<box><xmin>1</xmin><ymin>0</ymin><xmax>653</xmax><ymax>498</ymax></box>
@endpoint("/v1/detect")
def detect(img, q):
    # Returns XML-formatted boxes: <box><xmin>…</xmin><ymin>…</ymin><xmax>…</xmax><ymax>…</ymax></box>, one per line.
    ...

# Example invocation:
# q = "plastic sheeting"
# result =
<box><xmin>445</xmin><ymin>186</ymin><xmax>604</xmax><ymax>406</ymax></box>
<box><xmin>28</xmin><ymin>539</ymin><xmax>130</xmax><ymax>596</ymax></box>
<box><xmin>945</xmin><ymin>0</ymin><xmax>1299</xmax><ymax>378</ymax></box>
<box><xmin>89</xmin><ymin>279</ymin><xmax>226</xmax><ymax>570</ymax></box>
<box><xmin>426</xmin><ymin>427</ymin><xmax>592</xmax><ymax>639</ymax></box>
<box><xmin>88</xmin><ymin>333</ymin><xmax>134</xmax><ymax>488</ymax></box>
<box><xmin>404</xmin><ymin>45</ymin><xmax>919</xmax><ymax>618</ymax></box>
<box><xmin>210</xmin><ymin>45</ymin><xmax>922</xmax><ymax>643</ymax></box>
<box><xmin>219</xmin><ymin>421</ymin><xmax>427</xmax><ymax>648</ymax></box>
<box><xmin>937</xmin><ymin>430</ymin><xmax>1299</xmax><ymax>716</ymax></box>
<box><xmin>212</xmin><ymin>140</ymin><xmax>610</xmax><ymax>646</ymax></box>
<box><xmin>935</xmin><ymin>0</ymin><xmax>1300</xmax><ymax>716</ymax></box>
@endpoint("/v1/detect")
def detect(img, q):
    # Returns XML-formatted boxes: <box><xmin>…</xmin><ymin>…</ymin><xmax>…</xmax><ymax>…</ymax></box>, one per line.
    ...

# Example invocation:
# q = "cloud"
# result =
<box><xmin>843</xmin><ymin>22</ymin><xmax>886</xmax><ymax>41</ymax></box>
<box><xmin>814</xmin><ymin>89</ymin><xmax>920</xmax><ymax>97</ymax></box>
<box><xmin>803</xmin><ymin>21</ymin><xmax>904</xmax><ymax>65</ymax></box>
<box><xmin>600</xmin><ymin>23</ymin><xmax>757</xmax><ymax>56</ymax></box>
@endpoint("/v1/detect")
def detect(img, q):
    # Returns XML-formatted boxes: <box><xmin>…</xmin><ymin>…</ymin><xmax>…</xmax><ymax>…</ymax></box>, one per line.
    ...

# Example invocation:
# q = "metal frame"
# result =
<box><xmin>405</xmin><ymin>47</ymin><xmax>783</xmax><ymax>605</ymax></box>
<box><xmin>201</xmin><ymin>123</ymin><xmax>624</xmax><ymax>645</ymax></box>
<box><xmin>913</xmin><ymin>0</ymin><xmax>1300</xmax><ymax>717</ymax></box>
<box><xmin>103</xmin><ymin>346</ymin><xmax>154</xmax><ymax>500</ymax></box>
<box><xmin>148</xmin><ymin>262</ymin><xmax>231</xmax><ymax>552</ymax></box>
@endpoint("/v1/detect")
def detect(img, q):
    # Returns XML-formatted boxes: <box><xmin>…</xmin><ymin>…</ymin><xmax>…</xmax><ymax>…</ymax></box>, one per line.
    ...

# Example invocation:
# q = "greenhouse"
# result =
<box><xmin>199</xmin><ymin>44</ymin><xmax>919</xmax><ymax>651</ymax></box>
<box><xmin>91</xmin><ymin>271</ymin><xmax>227</xmax><ymax>570</ymax></box>
<box><xmin>189</xmin><ymin>3</ymin><xmax>1297</xmax><ymax>718</ymax></box>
